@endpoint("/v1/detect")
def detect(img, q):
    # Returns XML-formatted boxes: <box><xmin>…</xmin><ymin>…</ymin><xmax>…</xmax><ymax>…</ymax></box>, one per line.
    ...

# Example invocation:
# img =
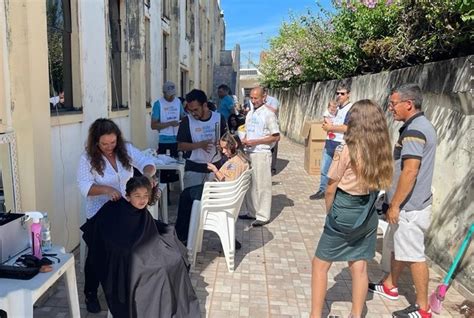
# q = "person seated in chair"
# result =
<box><xmin>81</xmin><ymin>176</ymin><xmax>200</xmax><ymax>318</ymax></box>
<box><xmin>174</xmin><ymin>132</ymin><xmax>250</xmax><ymax>246</ymax></box>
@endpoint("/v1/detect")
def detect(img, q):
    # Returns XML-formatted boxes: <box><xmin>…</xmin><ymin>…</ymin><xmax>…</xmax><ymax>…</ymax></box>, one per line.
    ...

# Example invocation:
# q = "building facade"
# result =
<box><xmin>0</xmin><ymin>0</ymin><xmax>235</xmax><ymax>251</ymax></box>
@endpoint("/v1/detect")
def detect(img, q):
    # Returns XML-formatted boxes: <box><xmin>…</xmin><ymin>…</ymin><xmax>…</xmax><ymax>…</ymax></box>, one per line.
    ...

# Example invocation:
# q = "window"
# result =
<box><xmin>180</xmin><ymin>69</ymin><xmax>188</xmax><ymax>98</ymax></box>
<box><xmin>47</xmin><ymin>0</ymin><xmax>81</xmax><ymax>115</ymax></box>
<box><xmin>108</xmin><ymin>0</ymin><xmax>127</xmax><ymax>110</ymax></box>
<box><xmin>163</xmin><ymin>33</ymin><xmax>169</xmax><ymax>83</ymax></box>
<box><xmin>244</xmin><ymin>88</ymin><xmax>252</xmax><ymax>98</ymax></box>
<box><xmin>198</xmin><ymin>6</ymin><xmax>203</xmax><ymax>50</ymax></box>
<box><xmin>185</xmin><ymin>0</ymin><xmax>193</xmax><ymax>39</ymax></box>
<box><xmin>145</xmin><ymin>17</ymin><xmax>151</xmax><ymax>108</ymax></box>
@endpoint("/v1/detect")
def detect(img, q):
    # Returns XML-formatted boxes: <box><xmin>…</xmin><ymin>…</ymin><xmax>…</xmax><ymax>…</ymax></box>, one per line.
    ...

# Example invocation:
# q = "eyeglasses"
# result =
<box><xmin>336</xmin><ymin>92</ymin><xmax>347</xmax><ymax>96</ymax></box>
<box><xmin>388</xmin><ymin>100</ymin><xmax>411</xmax><ymax>108</ymax></box>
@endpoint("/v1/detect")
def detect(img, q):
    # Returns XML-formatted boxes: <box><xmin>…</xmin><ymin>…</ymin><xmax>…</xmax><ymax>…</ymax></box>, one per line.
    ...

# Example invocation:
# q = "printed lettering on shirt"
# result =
<box><xmin>192</xmin><ymin>125</ymin><xmax>216</xmax><ymax>143</ymax></box>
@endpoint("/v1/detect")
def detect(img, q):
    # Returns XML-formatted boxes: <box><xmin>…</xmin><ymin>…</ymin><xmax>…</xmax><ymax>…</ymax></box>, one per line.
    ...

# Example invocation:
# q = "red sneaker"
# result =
<box><xmin>368</xmin><ymin>282</ymin><xmax>399</xmax><ymax>300</ymax></box>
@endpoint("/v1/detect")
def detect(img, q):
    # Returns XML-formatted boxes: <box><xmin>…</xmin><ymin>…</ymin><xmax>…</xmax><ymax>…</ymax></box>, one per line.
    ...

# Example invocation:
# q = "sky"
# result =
<box><xmin>220</xmin><ymin>0</ymin><xmax>334</xmax><ymax>69</ymax></box>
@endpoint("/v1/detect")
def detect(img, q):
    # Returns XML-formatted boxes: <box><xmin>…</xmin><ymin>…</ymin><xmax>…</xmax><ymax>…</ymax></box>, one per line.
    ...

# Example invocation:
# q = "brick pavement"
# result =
<box><xmin>33</xmin><ymin>136</ymin><xmax>470</xmax><ymax>317</ymax></box>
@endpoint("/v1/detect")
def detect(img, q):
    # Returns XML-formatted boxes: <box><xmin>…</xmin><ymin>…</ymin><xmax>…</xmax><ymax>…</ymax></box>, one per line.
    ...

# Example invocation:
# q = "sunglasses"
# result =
<box><xmin>336</xmin><ymin>92</ymin><xmax>347</xmax><ymax>96</ymax></box>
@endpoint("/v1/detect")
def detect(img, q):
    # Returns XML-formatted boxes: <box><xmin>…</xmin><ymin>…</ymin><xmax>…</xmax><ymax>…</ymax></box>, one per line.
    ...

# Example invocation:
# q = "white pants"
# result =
<box><xmin>243</xmin><ymin>152</ymin><xmax>272</xmax><ymax>222</ymax></box>
<box><xmin>386</xmin><ymin>205</ymin><xmax>432</xmax><ymax>262</ymax></box>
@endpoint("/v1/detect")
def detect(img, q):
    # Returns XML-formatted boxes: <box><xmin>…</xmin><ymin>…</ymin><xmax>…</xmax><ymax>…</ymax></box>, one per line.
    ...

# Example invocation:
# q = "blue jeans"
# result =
<box><xmin>318</xmin><ymin>147</ymin><xmax>333</xmax><ymax>192</ymax></box>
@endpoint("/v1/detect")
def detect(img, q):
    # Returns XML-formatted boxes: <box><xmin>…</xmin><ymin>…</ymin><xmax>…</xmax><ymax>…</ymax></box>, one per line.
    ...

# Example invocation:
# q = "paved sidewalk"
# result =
<box><xmin>33</xmin><ymin>137</ymin><xmax>470</xmax><ymax>317</ymax></box>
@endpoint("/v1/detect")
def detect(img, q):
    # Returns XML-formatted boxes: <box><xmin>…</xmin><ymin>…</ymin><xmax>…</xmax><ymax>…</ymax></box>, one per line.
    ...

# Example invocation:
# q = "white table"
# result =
<box><xmin>0</xmin><ymin>246</ymin><xmax>80</xmax><ymax>317</ymax></box>
<box><xmin>155</xmin><ymin>162</ymin><xmax>185</xmax><ymax>192</ymax></box>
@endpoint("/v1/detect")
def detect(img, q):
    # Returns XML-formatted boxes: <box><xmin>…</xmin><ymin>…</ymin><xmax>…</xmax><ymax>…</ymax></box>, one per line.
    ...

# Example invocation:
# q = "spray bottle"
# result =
<box><xmin>24</xmin><ymin>212</ymin><xmax>44</xmax><ymax>259</ymax></box>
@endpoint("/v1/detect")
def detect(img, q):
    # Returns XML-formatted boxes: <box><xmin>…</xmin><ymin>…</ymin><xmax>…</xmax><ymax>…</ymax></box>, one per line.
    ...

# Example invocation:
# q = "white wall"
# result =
<box><xmin>50</xmin><ymin>124</ymin><xmax>83</xmax><ymax>251</ymax></box>
<box><xmin>147</xmin><ymin>0</ymin><xmax>162</xmax><ymax>149</ymax></box>
<box><xmin>50</xmin><ymin>0</ymin><xmax>137</xmax><ymax>251</ymax></box>
<box><xmin>49</xmin><ymin>0</ymin><xmax>223</xmax><ymax>250</ymax></box>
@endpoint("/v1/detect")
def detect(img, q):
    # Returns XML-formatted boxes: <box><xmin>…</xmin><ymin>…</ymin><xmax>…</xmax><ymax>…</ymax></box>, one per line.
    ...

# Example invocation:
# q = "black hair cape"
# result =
<box><xmin>81</xmin><ymin>198</ymin><xmax>200</xmax><ymax>318</ymax></box>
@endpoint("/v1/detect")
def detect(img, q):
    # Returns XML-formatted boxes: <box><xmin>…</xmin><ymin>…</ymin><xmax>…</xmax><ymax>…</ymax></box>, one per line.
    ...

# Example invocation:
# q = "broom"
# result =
<box><xmin>429</xmin><ymin>223</ymin><xmax>473</xmax><ymax>314</ymax></box>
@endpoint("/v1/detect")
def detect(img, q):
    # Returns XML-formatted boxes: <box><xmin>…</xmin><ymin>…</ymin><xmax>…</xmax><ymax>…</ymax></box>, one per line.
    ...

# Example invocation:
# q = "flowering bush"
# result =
<box><xmin>260</xmin><ymin>0</ymin><xmax>473</xmax><ymax>87</ymax></box>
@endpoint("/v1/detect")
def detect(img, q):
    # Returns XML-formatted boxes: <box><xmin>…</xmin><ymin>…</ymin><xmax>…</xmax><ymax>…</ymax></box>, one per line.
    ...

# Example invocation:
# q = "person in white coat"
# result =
<box><xmin>77</xmin><ymin>118</ymin><xmax>156</xmax><ymax>313</ymax></box>
<box><xmin>239</xmin><ymin>87</ymin><xmax>280</xmax><ymax>226</ymax></box>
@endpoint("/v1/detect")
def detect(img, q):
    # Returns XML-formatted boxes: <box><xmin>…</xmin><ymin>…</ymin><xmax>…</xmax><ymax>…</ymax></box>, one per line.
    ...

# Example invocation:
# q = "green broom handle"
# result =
<box><xmin>443</xmin><ymin>223</ymin><xmax>474</xmax><ymax>285</ymax></box>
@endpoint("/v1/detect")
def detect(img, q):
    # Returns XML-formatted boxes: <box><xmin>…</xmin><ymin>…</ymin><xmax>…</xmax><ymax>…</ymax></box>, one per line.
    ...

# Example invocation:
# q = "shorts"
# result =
<box><xmin>386</xmin><ymin>205</ymin><xmax>431</xmax><ymax>262</ymax></box>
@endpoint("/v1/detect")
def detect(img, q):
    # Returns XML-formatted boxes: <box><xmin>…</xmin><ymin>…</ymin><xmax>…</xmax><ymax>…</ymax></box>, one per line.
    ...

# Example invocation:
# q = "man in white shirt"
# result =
<box><xmin>239</xmin><ymin>87</ymin><xmax>280</xmax><ymax>226</ymax></box>
<box><xmin>151</xmin><ymin>81</ymin><xmax>186</xmax><ymax>183</ymax></box>
<box><xmin>309</xmin><ymin>84</ymin><xmax>353</xmax><ymax>200</ymax></box>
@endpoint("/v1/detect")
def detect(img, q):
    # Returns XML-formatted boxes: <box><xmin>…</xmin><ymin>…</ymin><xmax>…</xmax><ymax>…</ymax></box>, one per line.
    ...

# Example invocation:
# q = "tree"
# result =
<box><xmin>260</xmin><ymin>0</ymin><xmax>474</xmax><ymax>87</ymax></box>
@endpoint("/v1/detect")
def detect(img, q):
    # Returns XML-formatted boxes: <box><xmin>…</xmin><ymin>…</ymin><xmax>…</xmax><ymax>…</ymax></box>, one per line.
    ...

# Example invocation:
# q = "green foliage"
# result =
<box><xmin>47</xmin><ymin>0</ymin><xmax>64</xmax><ymax>96</ymax></box>
<box><xmin>260</xmin><ymin>0</ymin><xmax>474</xmax><ymax>88</ymax></box>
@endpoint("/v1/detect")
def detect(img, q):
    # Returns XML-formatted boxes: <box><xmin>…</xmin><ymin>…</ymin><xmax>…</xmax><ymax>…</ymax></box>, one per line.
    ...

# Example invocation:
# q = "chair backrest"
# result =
<box><xmin>203</xmin><ymin>168</ymin><xmax>251</xmax><ymax>191</ymax></box>
<box><xmin>199</xmin><ymin>169</ymin><xmax>252</xmax><ymax>221</ymax></box>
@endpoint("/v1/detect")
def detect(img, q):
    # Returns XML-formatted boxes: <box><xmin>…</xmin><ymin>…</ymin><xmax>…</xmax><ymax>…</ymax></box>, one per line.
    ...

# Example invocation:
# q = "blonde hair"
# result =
<box><xmin>345</xmin><ymin>100</ymin><xmax>393</xmax><ymax>190</ymax></box>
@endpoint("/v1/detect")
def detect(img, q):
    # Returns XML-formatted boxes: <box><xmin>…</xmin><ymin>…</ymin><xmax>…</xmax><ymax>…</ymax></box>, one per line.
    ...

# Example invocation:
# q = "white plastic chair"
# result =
<box><xmin>186</xmin><ymin>169</ymin><xmax>252</xmax><ymax>272</ymax></box>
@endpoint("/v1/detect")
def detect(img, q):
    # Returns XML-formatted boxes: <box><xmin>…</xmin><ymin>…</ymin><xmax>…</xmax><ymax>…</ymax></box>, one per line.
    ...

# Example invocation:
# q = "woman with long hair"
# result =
<box><xmin>310</xmin><ymin>100</ymin><xmax>393</xmax><ymax>318</ymax></box>
<box><xmin>174</xmin><ymin>132</ymin><xmax>250</xmax><ymax>245</ymax></box>
<box><xmin>77</xmin><ymin>118</ymin><xmax>156</xmax><ymax>313</ymax></box>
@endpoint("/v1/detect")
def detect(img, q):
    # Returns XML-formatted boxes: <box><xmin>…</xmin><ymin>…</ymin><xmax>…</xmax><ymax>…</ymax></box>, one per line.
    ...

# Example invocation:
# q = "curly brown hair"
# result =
<box><xmin>125</xmin><ymin>176</ymin><xmax>160</xmax><ymax>206</ymax></box>
<box><xmin>86</xmin><ymin>118</ymin><xmax>131</xmax><ymax>176</ymax></box>
<box><xmin>345</xmin><ymin>100</ymin><xmax>393</xmax><ymax>191</ymax></box>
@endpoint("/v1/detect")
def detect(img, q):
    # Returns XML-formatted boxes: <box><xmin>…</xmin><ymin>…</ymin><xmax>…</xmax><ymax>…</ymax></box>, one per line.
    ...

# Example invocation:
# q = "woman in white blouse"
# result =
<box><xmin>77</xmin><ymin>118</ymin><xmax>156</xmax><ymax>313</ymax></box>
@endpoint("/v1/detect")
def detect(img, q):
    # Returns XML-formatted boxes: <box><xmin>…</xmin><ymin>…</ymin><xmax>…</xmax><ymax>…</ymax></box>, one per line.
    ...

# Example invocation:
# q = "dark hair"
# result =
<box><xmin>185</xmin><ymin>89</ymin><xmax>208</xmax><ymax>105</ymax></box>
<box><xmin>207</xmin><ymin>101</ymin><xmax>216</xmax><ymax>111</ymax></box>
<box><xmin>218</xmin><ymin>84</ymin><xmax>230</xmax><ymax>92</ymax></box>
<box><xmin>227</xmin><ymin>114</ymin><xmax>240</xmax><ymax>130</ymax></box>
<box><xmin>391</xmin><ymin>83</ymin><xmax>423</xmax><ymax>110</ymax></box>
<box><xmin>336</xmin><ymin>83</ymin><xmax>351</xmax><ymax>93</ymax></box>
<box><xmin>125</xmin><ymin>176</ymin><xmax>160</xmax><ymax>206</ymax></box>
<box><xmin>86</xmin><ymin>118</ymin><xmax>131</xmax><ymax>176</ymax></box>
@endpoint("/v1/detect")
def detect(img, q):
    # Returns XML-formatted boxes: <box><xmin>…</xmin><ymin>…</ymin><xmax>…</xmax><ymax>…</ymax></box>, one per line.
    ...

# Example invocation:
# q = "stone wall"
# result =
<box><xmin>213</xmin><ymin>49</ymin><xmax>239</xmax><ymax>101</ymax></box>
<box><xmin>272</xmin><ymin>56</ymin><xmax>473</xmax><ymax>293</ymax></box>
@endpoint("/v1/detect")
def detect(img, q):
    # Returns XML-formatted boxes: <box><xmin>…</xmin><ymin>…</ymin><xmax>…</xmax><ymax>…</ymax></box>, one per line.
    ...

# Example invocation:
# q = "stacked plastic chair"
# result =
<box><xmin>186</xmin><ymin>169</ymin><xmax>252</xmax><ymax>272</ymax></box>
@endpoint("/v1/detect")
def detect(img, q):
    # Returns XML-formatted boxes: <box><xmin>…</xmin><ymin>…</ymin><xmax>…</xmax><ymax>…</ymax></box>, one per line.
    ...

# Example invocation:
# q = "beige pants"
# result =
<box><xmin>243</xmin><ymin>152</ymin><xmax>272</xmax><ymax>222</ymax></box>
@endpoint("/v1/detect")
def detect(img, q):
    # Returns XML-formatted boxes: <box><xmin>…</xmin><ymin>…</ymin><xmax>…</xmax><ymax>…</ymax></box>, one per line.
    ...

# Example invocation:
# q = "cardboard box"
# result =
<box><xmin>301</xmin><ymin>121</ymin><xmax>326</xmax><ymax>175</ymax></box>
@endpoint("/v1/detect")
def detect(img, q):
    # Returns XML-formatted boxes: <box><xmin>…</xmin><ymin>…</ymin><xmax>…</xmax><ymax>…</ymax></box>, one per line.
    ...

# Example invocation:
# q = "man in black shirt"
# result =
<box><xmin>177</xmin><ymin>89</ymin><xmax>227</xmax><ymax>189</ymax></box>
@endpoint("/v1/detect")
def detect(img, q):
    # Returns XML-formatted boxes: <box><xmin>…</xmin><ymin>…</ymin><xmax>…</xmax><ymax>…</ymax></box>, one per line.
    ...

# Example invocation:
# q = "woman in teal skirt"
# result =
<box><xmin>311</xmin><ymin>100</ymin><xmax>393</xmax><ymax>318</ymax></box>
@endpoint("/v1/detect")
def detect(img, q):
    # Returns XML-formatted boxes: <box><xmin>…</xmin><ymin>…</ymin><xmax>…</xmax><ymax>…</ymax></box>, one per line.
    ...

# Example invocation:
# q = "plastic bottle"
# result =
<box><xmin>41</xmin><ymin>212</ymin><xmax>52</xmax><ymax>251</ymax></box>
<box><xmin>25</xmin><ymin>212</ymin><xmax>43</xmax><ymax>259</ymax></box>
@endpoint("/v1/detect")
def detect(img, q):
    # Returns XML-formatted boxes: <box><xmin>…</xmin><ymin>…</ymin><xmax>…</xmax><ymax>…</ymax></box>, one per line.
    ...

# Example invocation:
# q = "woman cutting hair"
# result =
<box><xmin>77</xmin><ymin>118</ymin><xmax>156</xmax><ymax>313</ymax></box>
<box><xmin>310</xmin><ymin>100</ymin><xmax>393</xmax><ymax>318</ymax></box>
